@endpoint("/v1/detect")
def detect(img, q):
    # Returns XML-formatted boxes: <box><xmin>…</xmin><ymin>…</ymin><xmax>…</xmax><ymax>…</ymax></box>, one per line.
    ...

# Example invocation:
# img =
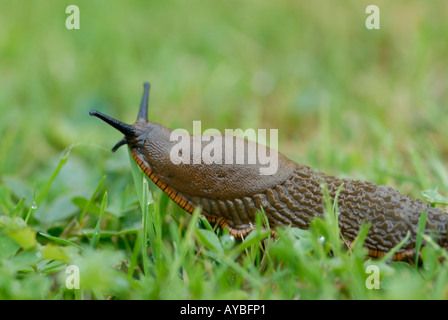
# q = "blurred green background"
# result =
<box><xmin>1</xmin><ymin>0</ymin><xmax>448</xmax><ymax>215</ymax></box>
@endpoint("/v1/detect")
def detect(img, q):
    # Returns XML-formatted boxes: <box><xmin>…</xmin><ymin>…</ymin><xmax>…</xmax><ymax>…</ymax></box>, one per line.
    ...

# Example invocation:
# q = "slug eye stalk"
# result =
<box><xmin>137</xmin><ymin>82</ymin><xmax>150</xmax><ymax>123</ymax></box>
<box><xmin>88</xmin><ymin>109</ymin><xmax>136</xmax><ymax>152</ymax></box>
<box><xmin>89</xmin><ymin>82</ymin><xmax>150</xmax><ymax>152</ymax></box>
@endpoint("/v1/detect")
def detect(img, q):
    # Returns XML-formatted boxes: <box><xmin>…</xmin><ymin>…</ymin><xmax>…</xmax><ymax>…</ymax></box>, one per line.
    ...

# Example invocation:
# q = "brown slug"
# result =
<box><xmin>89</xmin><ymin>82</ymin><xmax>448</xmax><ymax>261</ymax></box>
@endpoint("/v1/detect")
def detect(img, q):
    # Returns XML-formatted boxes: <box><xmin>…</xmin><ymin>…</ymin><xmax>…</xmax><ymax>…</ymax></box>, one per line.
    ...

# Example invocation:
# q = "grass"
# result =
<box><xmin>1</xmin><ymin>0</ymin><xmax>448</xmax><ymax>300</ymax></box>
<box><xmin>0</xmin><ymin>145</ymin><xmax>447</xmax><ymax>300</ymax></box>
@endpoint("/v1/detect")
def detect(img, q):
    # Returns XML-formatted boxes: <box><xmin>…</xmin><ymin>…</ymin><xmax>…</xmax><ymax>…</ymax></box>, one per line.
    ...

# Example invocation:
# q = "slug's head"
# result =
<box><xmin>89</xmin><ymin>82</ymin><xmax>151</xmax><ymax>152</ymax></box>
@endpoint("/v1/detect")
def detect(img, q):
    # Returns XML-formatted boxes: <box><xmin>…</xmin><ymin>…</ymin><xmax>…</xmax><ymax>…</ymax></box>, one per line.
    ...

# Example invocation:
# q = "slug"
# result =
<box><xmin>89</xmin><ymin>82</ymin><xmax>448</xmax><ymax>261</ymax></box>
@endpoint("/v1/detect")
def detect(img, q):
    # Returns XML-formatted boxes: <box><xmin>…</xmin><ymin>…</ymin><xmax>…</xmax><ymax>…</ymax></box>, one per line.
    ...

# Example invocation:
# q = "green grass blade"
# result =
<box><xmin>127</xmin><ymin>231</ymin><xmax>142</xmax><ymax>278</ymax></box>
<box><xmin>36</xmin><ymin>145</ymin><xmax>72</xmax><ymax>204</ymax></box>
<box><xmin>320</xmin><ymin>181</ymin><xmax>344</xmax><ymax>257</ymax></box>
<box><xmin>24</xmin><ymin>188</ymin><xmax>37</xmax><ymax>224</ymax></box>
<box><xmin>140</xmin><ymin>178</ymin><xmax>151</xmax><ymax>276</ymax></box>
<box><xmin>347</xmin><ymin>222</ymin><xmax>370</xmax><ymax>257</ymax></box>
<box><xmin>423</xmin><ymin>235</ymin><xmax>448</xmax><ymax>260</ymax></box>
<box><xmin>128</xmin><ymin>148</ymin><xmax>144</xmax><ymax>210</ymax></box>
<box><xmin>78</xmin><ymin>175</ymin><xmax>106</xmax><ymax>225</ymax></box>
<box><xmin>10</xmin><ymin>198</ymin><xmax>26</xmax><ymax>218</ymax></box>
<box><xmin>379</xmin><ymin>231</ymin><xmax>411</xmax><ymax>263</ymax></box>
<box><xmin>169</xmin><ymin>207</ymin><xmax>201</xmax><ymax>281</ymax></box>
<box><xmin>127</xmin><ymin>147</ymin><xmax>153</xmax><ymax>275</ymax></box>
<box><xmin>39</xmin><ymin>232</ymin><xmax>84</xmax><ymax>252</ymax></box>
<box><xmin>422</xmin><ymin>189</ymin><xmax>448</xmax><ymax>206</ymax></box>
<box><xmin>414</xmin><ymin>211</ymin><xmax>428</xmax><ymax>266</ymax></box>
<box><xmin>90</xmin><ymin>192</ymin><xmax>107</xmax><ymax>249</ymax></box>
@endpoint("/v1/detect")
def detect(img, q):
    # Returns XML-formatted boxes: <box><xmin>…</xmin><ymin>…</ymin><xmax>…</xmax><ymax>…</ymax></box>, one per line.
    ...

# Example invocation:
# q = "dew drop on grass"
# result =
<box><xmin>318</xmin><ymin>236</ymin><xmax>326</xmax><ymax>244</ymax></box>
<box><xmin>31</xmin><ymin>201</ymin><xmax>38</xmax><ymax>210</ymax></box>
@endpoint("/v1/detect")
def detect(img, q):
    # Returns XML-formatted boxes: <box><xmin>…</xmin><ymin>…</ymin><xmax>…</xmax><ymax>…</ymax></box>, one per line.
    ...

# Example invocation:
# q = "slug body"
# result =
<box><xmin>90</xmin><ymin>82</ymin><xmax>448</xmax><ymax>260</ymax></box>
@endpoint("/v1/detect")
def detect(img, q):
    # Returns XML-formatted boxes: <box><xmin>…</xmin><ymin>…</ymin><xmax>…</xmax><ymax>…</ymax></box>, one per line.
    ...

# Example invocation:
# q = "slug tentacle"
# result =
<box><xmin>90</xmin><ymin>82</ymin><xmax>448</xmax><ymax>261</ymax></box>
<box><xmin>137</xmin><ymin>82</ymin><xmax>150</xmax><ymax>122</ymax></box>
<box><xmin>89</xmin><ymin>110</ymin><xmax>137</xmax><ymax>152</ymax></box>
<box><xmin>89</xmin><ymin>110</ymin><xmax>136</xmax><ymax>138</ymax></box>
<box><xmin>111</xmin><ymin>137</ymin><xmax>128</xmax><ymax>153</ymax></box>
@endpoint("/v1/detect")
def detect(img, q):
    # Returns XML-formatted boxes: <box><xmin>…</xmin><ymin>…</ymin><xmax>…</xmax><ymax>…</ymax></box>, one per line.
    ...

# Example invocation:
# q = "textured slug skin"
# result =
<box><xmin>128</xmin><ymin>120</ymin><xmax>448</xmax><ymax>260</ymax></box>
